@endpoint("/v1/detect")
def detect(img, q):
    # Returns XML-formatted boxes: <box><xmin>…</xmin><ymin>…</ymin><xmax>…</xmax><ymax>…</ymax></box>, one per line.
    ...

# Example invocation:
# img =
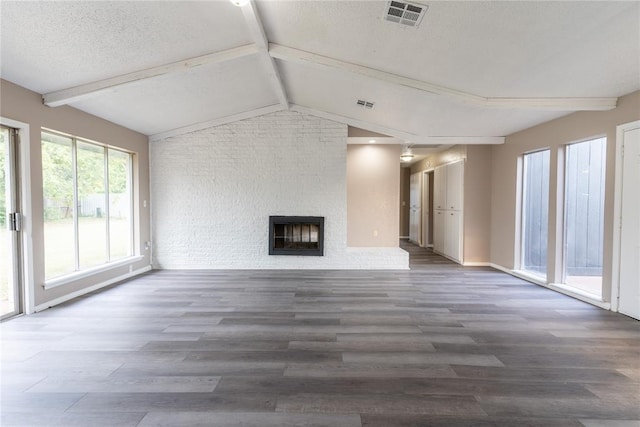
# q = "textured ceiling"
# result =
<box><xmin>0</xmin><ymin>1</ymin><xmax>250</xmax><ymax>93</ymax></box>
<box><xmin>278</xmin><ymin>60</ymin><xmax>565</xmax><ymax>137</ymax></box>
<box><xmin>1</xmin><ymin>0</ymin><xmax>638</xmax><ymax>143</ymax></box>
<box><xmin>260</xmin><ymin>1</ymin><xmax>639</xmax><ymax>96</ymax></box>
<box><xmin>72</xmin><ymin>55</ymin><xmax>277</xmax><ymax>135</ymax></box>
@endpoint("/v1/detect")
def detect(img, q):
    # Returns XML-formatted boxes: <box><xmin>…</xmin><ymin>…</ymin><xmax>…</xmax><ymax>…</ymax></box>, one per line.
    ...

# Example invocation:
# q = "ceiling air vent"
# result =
<box><xmin>356</xmin><ymin>99</ymin><xmax>375</xmax><ymax>109</ymax></box>
<box><xmin>384</xmin><ymin>1</ymin><xmax>428</xmax><ymax>27</ymax></box>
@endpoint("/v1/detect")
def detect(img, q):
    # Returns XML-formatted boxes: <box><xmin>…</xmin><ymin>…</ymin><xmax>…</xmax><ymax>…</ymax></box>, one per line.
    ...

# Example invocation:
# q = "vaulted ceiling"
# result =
<box><xmin>1</xmin><ymin>1</ymin><xmax>639</xmax><ymax>145</ymax></box>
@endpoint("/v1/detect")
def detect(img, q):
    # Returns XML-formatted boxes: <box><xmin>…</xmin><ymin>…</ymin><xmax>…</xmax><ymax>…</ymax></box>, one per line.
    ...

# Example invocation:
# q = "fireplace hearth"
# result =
<box><xmin>269</xmin><ymin>216</ymin><xmax>324</xmax><ymax>256</ymax></box>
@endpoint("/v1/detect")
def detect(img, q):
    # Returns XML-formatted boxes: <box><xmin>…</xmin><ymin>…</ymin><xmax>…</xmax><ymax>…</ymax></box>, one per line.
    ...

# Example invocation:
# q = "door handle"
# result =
<box><xmin>9</xmin><ymin>212</ymin><xmax>22</xmax><ymax>231</ymax></box>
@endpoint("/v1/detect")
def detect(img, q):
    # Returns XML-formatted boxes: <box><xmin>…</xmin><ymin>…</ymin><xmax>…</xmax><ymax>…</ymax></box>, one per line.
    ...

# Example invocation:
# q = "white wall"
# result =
<box><xmin>151</xmin><ymin>110</ymin><xmax>408</xmax><ymax>269</ymax></box>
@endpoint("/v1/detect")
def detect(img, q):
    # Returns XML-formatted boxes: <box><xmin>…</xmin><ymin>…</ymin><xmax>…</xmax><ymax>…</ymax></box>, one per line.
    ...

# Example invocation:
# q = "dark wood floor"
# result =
<box><xmin>1</xmin><ymin>241</ymin><xmax>639</xmax><ymax>426</ymax></box>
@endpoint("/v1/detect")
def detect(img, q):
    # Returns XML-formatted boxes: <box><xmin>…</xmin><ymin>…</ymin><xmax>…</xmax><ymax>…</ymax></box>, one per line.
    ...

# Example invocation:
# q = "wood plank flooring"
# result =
<box><xmin>1</xmin><ymin>241</ymin><xmax>639</xmax><ymax>426</ymax></box>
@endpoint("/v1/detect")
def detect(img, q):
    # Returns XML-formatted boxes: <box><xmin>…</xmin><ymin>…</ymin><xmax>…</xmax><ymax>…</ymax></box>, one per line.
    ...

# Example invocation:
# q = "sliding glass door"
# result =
<box><xmin>563</xmin><ymin>137</ymin><xmax>606</xmax><ymax>297</ymax></box>
<box><xmin>1</xmin><ymin>125</ymin><xmax>22</xmax><ymax>319</ymax></box>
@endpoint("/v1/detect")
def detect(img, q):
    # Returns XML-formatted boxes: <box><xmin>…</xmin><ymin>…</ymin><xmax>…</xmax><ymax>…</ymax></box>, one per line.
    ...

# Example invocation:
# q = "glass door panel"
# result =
<box><xmin>521</xmin><ymin>150</ymin><xmax>550</xmax><ymax>277</ymax></box>
<box><xmin>564</xmin><ymin>137</ymin><xmax>606</xmax><ymax>297</ymax></box>
<box><xmin>108</xmin><ymin>149</ymin><xmax>133</xmax><ymax>260</ymax></box>
<box><xmin>76</xmin><ymin>141</ymin><xmax>107</xmax><ymax>269</ymax></box>
<box><xmin>1</xmin><ymin>126</ymin><xmax>21</xmax><ymax>319</ymax></box>
<box><xmin>42</xmin><ymin>132</ymin><xmax>75</xmax><ymax>279</ymax></box>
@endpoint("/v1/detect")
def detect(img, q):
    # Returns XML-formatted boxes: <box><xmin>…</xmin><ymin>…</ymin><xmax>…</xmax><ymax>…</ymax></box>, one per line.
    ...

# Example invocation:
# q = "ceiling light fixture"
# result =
<box><xmin>230</xmin><ymin>0</ymin><xmax>250</xmax><ymax>7</ymax></box>
<box><xmin>369</xmin><ymin>139</ymin><xmax>376</xmax><ymax>144</ymax></box>
<box><xmin>400</xmin><ymin>147</ymin><xmax>414</xmax><ymax>162</ymax></box>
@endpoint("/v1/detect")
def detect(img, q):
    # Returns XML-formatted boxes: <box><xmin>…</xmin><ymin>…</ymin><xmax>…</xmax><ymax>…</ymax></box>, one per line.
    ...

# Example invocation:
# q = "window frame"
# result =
<box><xmin>519</xmin><ymin>148</ymin><xmax>551</xmax><ymax>279</ymax></box>
<box><xmin>41</xmin><ymin>128</ymin><xmax>138</xmax><ymax>287</ymax></box>
<box><xmin>560</xmin><ymin>135</ymin><xmax>607</xmax><ymax>296</ymax></box>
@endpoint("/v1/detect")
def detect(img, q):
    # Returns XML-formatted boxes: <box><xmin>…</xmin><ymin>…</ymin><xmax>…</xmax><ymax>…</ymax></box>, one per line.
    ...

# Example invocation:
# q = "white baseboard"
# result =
<box><xmin>489</xmin><ymin>263</ymin><xmax>544</xmax><ymax>284</ymax></box>
<box><xmin>488</xmin><ymin>263</ymin><xmax>512</xmax><ymax>274</ymax></box>
<box><xmin>432</xmin><ymin>249</ymin><xmax>463</xmax><ymax>265</ymax></box>
<box><xmin>487</xmin><ymin>263</ymin><xmax>610</xmax><ymax>310</ymax></box>
<box><xmin>543</xmin><ymin>282</ymin><xmax>610</xmax><ymax>310</ymax></box>
<box><xmin>34</xmin><ymin>265</ymin><xmax>152</xmax><ymax>312</ymax></box>
<box><xmin>463</xmin><ymin>261</ymin><xmax>491</xmax><ymax>267</ymax></box>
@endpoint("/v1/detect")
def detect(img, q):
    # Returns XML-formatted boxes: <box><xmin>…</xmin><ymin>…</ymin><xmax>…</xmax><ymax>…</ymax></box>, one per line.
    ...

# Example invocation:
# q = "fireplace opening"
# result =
<box><xmin>269</xmin><ymin>216</ymin><xmax>324</xmax><ymax>256</ymax></box>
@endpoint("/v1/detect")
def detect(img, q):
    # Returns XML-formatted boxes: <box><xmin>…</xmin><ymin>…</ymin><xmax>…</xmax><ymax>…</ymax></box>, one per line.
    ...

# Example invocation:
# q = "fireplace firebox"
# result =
<box><xmin>269</xmin><ymin>216</ymin><xmax>324</xmax><ymax>256</ymax></box>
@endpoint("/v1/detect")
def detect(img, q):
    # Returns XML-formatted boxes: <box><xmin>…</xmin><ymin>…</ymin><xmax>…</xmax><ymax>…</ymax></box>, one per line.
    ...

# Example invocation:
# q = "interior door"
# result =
<box><xmin>1</xmin><ymin>125</ymin><xmax>22</xmax><ymax>320</ymax></box>
<box><xmin>446</xmin><ymin>161</ymin><xmax>463</xmax><ymax>210</ymax></box>
<box><xmin>433</xmin><ymin>209</ymin><xmax>444</xmax><ymax>252</ymax></box>
<box><xmin>421</xmin><ymin>171</ymin><xmax>430</xmax><ymax>247</ymax></box>
<box><xmin>433</xmin><ymin>166</ymin><xmax>446</xmax><ymax>210</ymax></box>
<box><xmin>618</xmin><ymin>123</ymin><xmax>640</xmax><ymax>320</ymax></box>
<box><xmin>409</xmin><ymin>172</ymin><xmax>422</xmax><ymax>245</ymax></box>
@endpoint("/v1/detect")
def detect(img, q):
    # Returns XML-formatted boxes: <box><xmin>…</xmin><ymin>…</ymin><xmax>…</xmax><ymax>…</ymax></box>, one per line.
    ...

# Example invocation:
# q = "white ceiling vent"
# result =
<box><xmin>384</xmin><ymin>1</ymin><xmax>428</xmax><ymax>27</ymax></box>
<box><xmin>356</xmin><ymin>99</ymin><xmax>375</xmax><ymax>109</ymax></box>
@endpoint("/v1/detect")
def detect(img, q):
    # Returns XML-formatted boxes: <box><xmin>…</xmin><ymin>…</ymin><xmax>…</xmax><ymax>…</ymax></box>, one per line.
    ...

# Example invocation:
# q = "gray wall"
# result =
<box><xmin>411</xmin><ymin>145</ymin><xmax>492</xmax><ymax>264</ymax></box>
<box><xmin>490</xmin><ymin>90</ymin><xmax>640</xmax><ymax>302</ymax></box>
<box><xmin>1</xmin><ymin>79</ymin><xmax>151</xmax><ymax>309</ymax></box>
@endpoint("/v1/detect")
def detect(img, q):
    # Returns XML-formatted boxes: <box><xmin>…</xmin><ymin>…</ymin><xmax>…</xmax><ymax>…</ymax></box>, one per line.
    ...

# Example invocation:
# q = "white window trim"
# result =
<box><xmin>41</xmin><ymin>130</ymin><xmax>136</xmax><ymax>281</ymax></box>
<box><xmin>517</xmin><ymin>149</ymin><xmax>551</xmax><ymax>278</ymax></box>
<box><xmin>493</xmin><ymin>265</ymin><xmax>610</xmax><ymax>310</ymax></box>
<box><xmin>43</xmin><ymin>255</ymin><xmax>144</xmax><ymax>290</ymax></box>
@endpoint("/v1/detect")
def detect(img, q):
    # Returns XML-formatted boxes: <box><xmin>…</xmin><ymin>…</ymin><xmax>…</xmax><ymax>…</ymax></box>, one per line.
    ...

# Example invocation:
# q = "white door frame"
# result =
<box><xmin>611</xmin><ymin>120</ymin><xmax>640</xmax><ymax>313</ymax></box>
<box><xmin>0</xmin><ymin>117</ymin><xmax>34</xmax><ymax>315</ymax></box>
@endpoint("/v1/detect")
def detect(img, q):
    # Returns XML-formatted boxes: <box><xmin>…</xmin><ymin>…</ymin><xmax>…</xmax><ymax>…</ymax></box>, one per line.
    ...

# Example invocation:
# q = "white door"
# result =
<box><xmin>433</xmin><ymin>210</ymin><xmax>445</xmax><ymax>252</ymax></box>
<box><xmin>445</xmin><ymin>210</ymin><xmax>463</xmax><ymax>262</ymax></box>
<box><xmin>446</xmin><ymin>161</ymin><xmax>464</xmax><ymax>211</ymax></box>
<box><xmin>409</xmin><ymin>172</ymin><xmax>422</xmax><ymax>244</ymax></box>
<box><xmin>617</xmin><ymin>122</ymin><xmax>640</xmax><ymax>319</ymax></box>
<box><xmin>421</xmin><ymin>172</ymin><xmax>430</xmax><ymax>247</ymax></box>
<box><xmin>433</xmin><ymin>166</ymin><xmax>446</xmax><ymax>210</ymax></box>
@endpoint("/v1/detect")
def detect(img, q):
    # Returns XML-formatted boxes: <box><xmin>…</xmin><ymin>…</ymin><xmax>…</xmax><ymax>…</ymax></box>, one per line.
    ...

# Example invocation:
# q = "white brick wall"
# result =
<box><xmin>150</xmin><ymin>110</ymin><xmax>408</xmax><ymax>269</ymax></box>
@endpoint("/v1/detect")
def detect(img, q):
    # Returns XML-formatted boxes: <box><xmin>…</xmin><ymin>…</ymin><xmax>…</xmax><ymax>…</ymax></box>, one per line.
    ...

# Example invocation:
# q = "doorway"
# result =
<box><xmin>422</xmin><ymin>170</ymin><xmax>434</xmax><ymax>247</ymax></box>
<box><xmin>1</xmin><ymin>125</ymin><xmax>22</xmax><ymax>319</ymax></box>
<box><xmin>409</xmin><ymin>172</ymin><xmax>422</xmax><ymax>245</ymax></box>
<box><xmin>613</xmin><ymin>120</ymin><xmax>640</xmax><ymax>320</ymax></box>
<box><xmin>408</xmin><ymin>170</ymin><xmax>434</xmax><ymax>248</ymax></box>
<box><xmin>562</xmin><ymin>137</ymin><xmax>606</xmax><ymax>298</ymax></box>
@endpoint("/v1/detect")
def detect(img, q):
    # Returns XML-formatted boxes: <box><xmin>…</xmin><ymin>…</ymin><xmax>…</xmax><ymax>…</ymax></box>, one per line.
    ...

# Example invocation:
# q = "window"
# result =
<box><xmin>42</xmin><ymin>130</ymin><xmax>133</xmax><ymax>281</ymax></box>
<box><xmin>521</xmin><ymin>150</ymin><xmax>550</xmax><ymax>277</ymax></box>
<box><xmin>563</xmin><ymin>137</ymin><xmax>606</xmax><ymax>297</ymax></box>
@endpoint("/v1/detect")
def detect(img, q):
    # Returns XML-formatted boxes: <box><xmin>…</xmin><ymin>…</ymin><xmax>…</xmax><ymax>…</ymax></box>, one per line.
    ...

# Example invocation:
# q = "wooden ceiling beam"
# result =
<box><xmin>240</xmin><ymin>0</ymin><xmax>288</xmax><ymax>109</ymax></box>
<box><xmin>291</xmin><ymin>105</ymin><xmax>505</xmax><ymax>144</ymax></box>
<box><xmin>270</xmin><ymin>44</ymin><xmax>618</xmax><ymax>111</ymax></box>
<box><xmin>290</xmin><ymin>104</ymin><xmax>418</xmax><ymax>141</ymax></box>
<box><xmin>43</xmin><ymin>44</ymin><xmax>259</xmax><ymax>107</ymax></box>
<box><xmin>150</xmin><ymin>104</ymin><xmax>285</xmax><ymax>141</ymax></box>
